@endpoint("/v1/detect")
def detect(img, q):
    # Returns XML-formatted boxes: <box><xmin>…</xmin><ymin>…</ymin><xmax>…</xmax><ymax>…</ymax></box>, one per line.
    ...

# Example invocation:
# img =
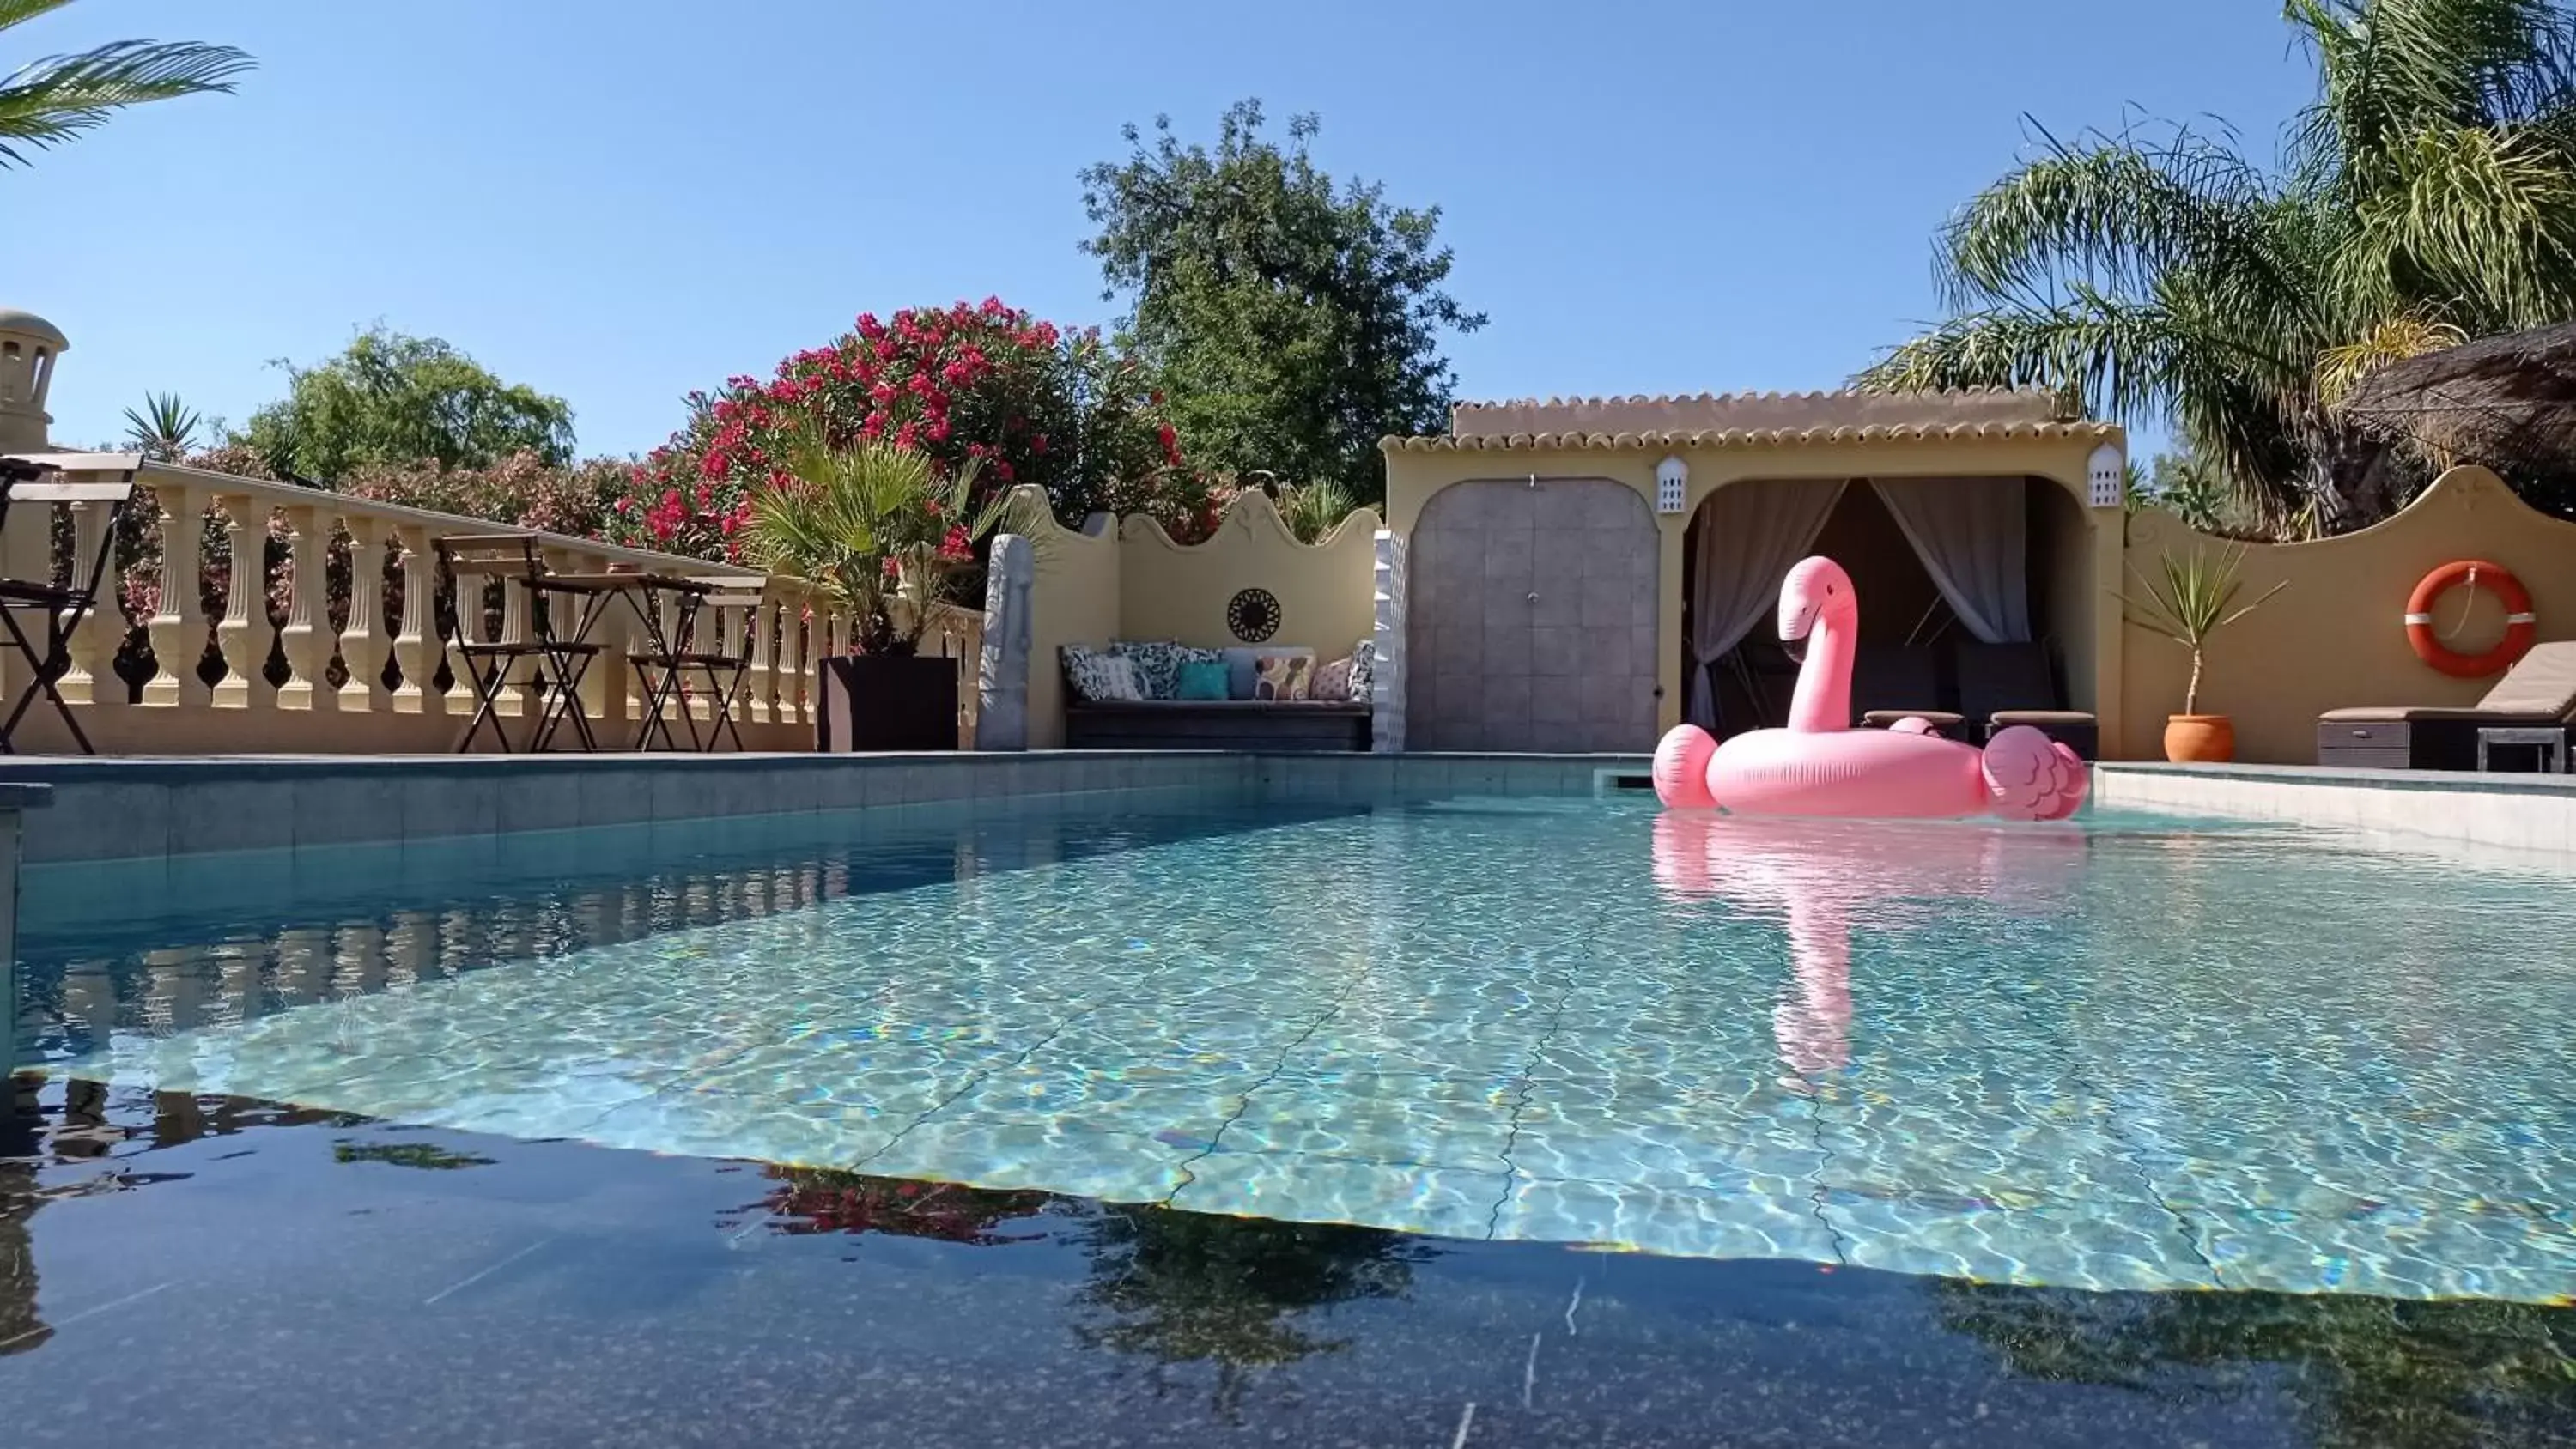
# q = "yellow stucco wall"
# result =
<box><xmin>1382</xmin><ymin>433</ymin><xmax>2125</xmax><ymax>753</ymax></box>
<box><xmin>2120</xmin><ymin>466</ymin><xmax>2576</xmax><ymax>764</ymax></box>
<box><xmin>1118</xmin><ymin>493</ymin><xmax>1379</xmax><ymax>658</ymax></box>
<box><xmin>1023</xmin><ymin>511</ymin><xmax>1121</xmax><ymax>749</ymax></box>
<box><xmin>1018</xmin><ymin>489</ymin><xmax>1382</xmax><ymax>745</ymax></box>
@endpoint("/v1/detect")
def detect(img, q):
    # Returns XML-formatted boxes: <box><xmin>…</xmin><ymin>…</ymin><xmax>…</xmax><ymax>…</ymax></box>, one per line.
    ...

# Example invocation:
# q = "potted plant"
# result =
<box><xmin>2122</xmin><ymin>544</ymin><xmax>2286</xmax><ymax>762</ymax></box>
<box><xmin>748</xmin><ymin>418</ymin><xmax>1031</xmax><ymax>750</ymax></box>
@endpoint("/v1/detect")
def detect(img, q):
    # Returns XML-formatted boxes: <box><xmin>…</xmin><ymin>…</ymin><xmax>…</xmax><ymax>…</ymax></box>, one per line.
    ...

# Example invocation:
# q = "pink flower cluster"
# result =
<box><xmin>606</xmin><ymin>297</ymin><xmax>1209</xmax><ymax>560</ymax></box>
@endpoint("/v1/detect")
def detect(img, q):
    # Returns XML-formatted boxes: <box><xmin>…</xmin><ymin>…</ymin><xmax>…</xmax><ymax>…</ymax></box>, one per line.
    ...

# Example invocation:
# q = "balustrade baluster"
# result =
<box><xmin>142</xmin><ymin>484</ymin><xmax>210</xmax><ymax>708</ymax></box>
<box><xmin>339</xmin><ymin>518</ymin><xmax>392</xmax><ymax>712</ymax></box>
<box><xmin>210</xmin><ymin>494</ymin><xmax>274</xmax><ymax>710</ymax></box>
<box><xmin>390</xmin><ymin>524</ymin><xmax>444</xmax><ymax>716</ymax></box>
<box><xmin>276</xmin><ymin>503</ymin><xmax>330</xmax><ymax>711</ymax></box>
<box><xmin>58</xmin><ymin>493</ymin><xmax>120</xmax><ymax>706</ymax></box>
<box><xmin>744</xmin><ymin>591</ymin><xmax>776</xmax><ymax>726</ymax></box>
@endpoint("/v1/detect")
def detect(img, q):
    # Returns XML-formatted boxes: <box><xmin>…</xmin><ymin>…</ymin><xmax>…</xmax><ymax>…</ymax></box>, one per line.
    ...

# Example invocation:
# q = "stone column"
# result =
<box><xmin>390</xmin><ymin>524</ymin><xmax>445</xmax><ymax>716</ymax></box>
<box><xmin>276</xmin><ymin>502</ymin><xmax>332</xmax><ymax>712</ymax></box>
<box><xmin>1371</xmin><ymin>528</ymin><xmax>1408</xmax><ymax>753</ymax></box>
<box><xmin>142</xmin><ymin>484</ymin><xmax>211</xmax><ymax>708</ymax></box>
<box><xmin>976</xmin><ymin>533</ymin><xmax>1032</xmax><ymax>751</ymax></box>
<box><xmin>58</xmin><ymin>495</ymin><xmax>120</xmax><ymax>706</ymax></box>
<box><xmin>339</xmin><ymin>519</ymin><xmax>392</xmax><ymax>713</ymax></box>
<box><xmin>210</xmin><ymin>494</ymin><xmax>273</xmax><ymax>711</ymax></box>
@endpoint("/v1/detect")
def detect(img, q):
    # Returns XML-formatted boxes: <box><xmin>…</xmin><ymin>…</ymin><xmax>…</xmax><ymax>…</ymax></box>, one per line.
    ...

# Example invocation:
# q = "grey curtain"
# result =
<box><xmin>1687</xmin><ymin>478</ymin><xmax>1849</xmax><ymax>728</ymax></box>
<box><xmin>1870</xmin><ymin>476</ymin><xmax>2032</xmax><ymax>644</ymax></box>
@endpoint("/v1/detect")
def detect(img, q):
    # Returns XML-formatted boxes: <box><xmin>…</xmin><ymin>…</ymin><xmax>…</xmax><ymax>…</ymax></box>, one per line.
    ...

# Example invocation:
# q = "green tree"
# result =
<box><xmin>0</xmin><ymin>0</ymin><xmax>252</xmax><ymax>167</ymax></box>
<box><xmin>1857</xmin><ymin>0</ymin><xmax>2576</xmax><ymax>534</ymax></box>
<box><xmin>245</xmin><ymin>325</ymin><xmax>576</xmax><ymax>482</ymax></box>
<box><xmin>1081</xmin><ymin>100</ymin><xmax>1485</xmax><ymax>506</ymax></box>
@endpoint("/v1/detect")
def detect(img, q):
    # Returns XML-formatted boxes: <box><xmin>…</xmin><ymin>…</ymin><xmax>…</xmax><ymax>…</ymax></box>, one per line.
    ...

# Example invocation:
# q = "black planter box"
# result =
<box><xmin>816</xmin><ymin>654</ymin><xmax>960</xmax><ymax>752</ymax></box>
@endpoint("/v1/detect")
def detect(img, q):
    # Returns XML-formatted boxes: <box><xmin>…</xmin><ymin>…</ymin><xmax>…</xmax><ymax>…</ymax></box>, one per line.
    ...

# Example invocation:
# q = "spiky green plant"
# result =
<box><xmin>2121</xmin><ymin>546</ymin><xmax>2289</xmax><ymax>715</ymax></box>
<box><xmin>745</xmin><ymin>422</ymin><xmax>1038</xmax><ymax>654</ymax></box>
<box><xmin>120</xmin><ymin>391</ymin><xmax>201</xmax><ymax>461</ymax></box>
<box><xmin>1859</xmin><ymin>0</ymin><xmax>2576</xmax><ymax>533</ymax></box>
<box><xmin>1273</xmin><ymin>478</ymin><xmax>1358</xmax><ymax>543</ymax></box>
<box><xmin>1</xmin><ymin>0</ymin><xmax>253</xmax><ymax>167</ymax></box>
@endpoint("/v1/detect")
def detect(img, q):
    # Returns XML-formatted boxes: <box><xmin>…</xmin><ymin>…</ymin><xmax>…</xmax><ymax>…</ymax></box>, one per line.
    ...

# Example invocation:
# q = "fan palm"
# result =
<box><xmin>746</xmin><ymin>424</ymin><xmax>1034</xmax><ymax>655</ymax></box>
<box><xmin>1</xmin><ymin>0</ymin><xmax>253</xmax><ymax>167</ymax></box>
<box><xmin>1858</xmin><ymin>0</ymin><xmax>2576</xmax><ymax>534</ymax></box>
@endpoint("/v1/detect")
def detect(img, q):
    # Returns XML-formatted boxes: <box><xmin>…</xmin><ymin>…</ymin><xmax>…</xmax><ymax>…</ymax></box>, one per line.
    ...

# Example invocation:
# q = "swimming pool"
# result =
<box><xmin>24</xmin><ymin>790</ymin><xmax>2576</xmax><ymax>1304</ymax></box>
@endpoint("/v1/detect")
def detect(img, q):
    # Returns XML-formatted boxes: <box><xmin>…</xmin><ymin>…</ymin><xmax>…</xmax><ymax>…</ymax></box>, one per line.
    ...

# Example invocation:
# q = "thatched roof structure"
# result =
<box><xmin>2340</xmin><ymin>321</ymin><xmax>2576</xmax><ymax>493</ymax></box>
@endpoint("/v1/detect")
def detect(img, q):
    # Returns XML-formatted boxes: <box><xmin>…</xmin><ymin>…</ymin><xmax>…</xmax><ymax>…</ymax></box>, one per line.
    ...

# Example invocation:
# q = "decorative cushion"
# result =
<box><xmin>1175</xmin><ymin>659</ymin><xmax>1230</xmax><ymax>700</ymax></box>
<box><xmin>1348</xmin><ymin>638</ymin><xmax>1376</xmax><ymax>704</ymax></box>
<box><xmin>1253</xmin><ymin>654</ymin><xmax>1312</xmax><ymax>701</ymax></box>
<box><xmin>1224</xmin><ymin>645</ymin><xmax>1311</xmax><ymax>700</ymax></box>
<box><xmin>1112</xmin><ymin>640</ymin><xmax>1204</xmax><ymax>700</ymax></box>
<box><xmin>1310</xmin><ymin>655</ymin><xmax>1355</xmax><ymax>702</ymax></box>
<box><xmin>1063</xmin><ymin>645</ymin><xmax>1144</xmax><ymax>703</ymax></box>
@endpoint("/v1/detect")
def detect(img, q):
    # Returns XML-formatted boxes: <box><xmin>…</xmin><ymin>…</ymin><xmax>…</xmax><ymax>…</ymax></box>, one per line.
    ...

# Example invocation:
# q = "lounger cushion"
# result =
<box><xmin>1862</xmin><ymin>709</ymin><xmax>1964</xmax><ymax>728</ymax></box>
<box><xmin>2478</xmin><ymin>640</ymin><xmax>2576</xmax><ymax>716</ymax></box>
<box><xmin>2318</xmin><ymin>706</ymin><xmax>2561</xmax><ymax>724</ymax></box>
<box><xmin>1990</xmin><ymin>709</ymin><xmax>2096</xmax><ymax>726</ymax></box>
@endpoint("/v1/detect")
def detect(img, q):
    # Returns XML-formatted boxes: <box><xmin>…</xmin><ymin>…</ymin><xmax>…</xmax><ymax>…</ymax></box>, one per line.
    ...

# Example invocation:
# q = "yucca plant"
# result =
<box><xmin>1273</xmin><ymin>478</ymin><xmax>1358</xmax><ymax>543</ymax></box>
<box><xmin>121</xmin><ymin>391</ymin><xmax>201</xmax><ymax>461</ymax></box>
<box><xmin>745</xmin><ymin>421</ymin><xmax>1036</xmax><ymax>655</ymax></box>
<box><xmin>2121</xmin><ymin>546</ymin><xmax>2288</xmax><ymax>715</ymax></box>
<box><xmin>1</xmin><ymin>0</ymin><xmax>255</xmax><ymax>167</ymax></box>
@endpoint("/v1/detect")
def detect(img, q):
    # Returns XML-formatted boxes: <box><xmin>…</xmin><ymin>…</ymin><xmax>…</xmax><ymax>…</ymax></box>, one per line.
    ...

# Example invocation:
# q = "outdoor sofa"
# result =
<box><xmin>1852</xmin><ymin>640</ymin><xmax>2099</xmax><ymax>761</ymax></box>
<box><xmin>1060</xmin><ymin>640</ymin><xmax>1372</xmax><ymax>753</ymax></box>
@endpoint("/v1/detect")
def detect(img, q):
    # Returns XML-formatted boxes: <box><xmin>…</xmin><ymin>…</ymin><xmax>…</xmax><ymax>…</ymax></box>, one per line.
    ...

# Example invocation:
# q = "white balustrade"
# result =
<box><xmin>1</xmin><ymin>457</ymin><xmax>887</xmax><ymax>754</ymax></box>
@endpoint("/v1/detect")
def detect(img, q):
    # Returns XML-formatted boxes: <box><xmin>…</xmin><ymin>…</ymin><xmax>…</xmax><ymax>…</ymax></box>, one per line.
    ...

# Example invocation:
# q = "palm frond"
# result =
<box><xmin>2317</xmin><ymin>314</ymin><xmax>2468</xmax><ymax>404</ymax></box>
<box><xmin>0</xmin><ymin>36</ymin><xmax>255</xmax><ymax>167</ymax></box>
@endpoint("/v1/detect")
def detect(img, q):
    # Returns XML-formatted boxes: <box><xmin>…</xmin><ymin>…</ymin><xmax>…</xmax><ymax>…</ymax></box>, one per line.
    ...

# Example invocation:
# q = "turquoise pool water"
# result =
<box><xmin>30</xmin><ymin>793</ymin><xmax>2576</xmax><ymax>1302</ymax></box>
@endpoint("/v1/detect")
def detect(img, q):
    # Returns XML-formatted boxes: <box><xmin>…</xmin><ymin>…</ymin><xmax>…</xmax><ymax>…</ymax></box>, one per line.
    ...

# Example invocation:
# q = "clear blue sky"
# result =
<box><xmin>17</xmin><ymin>0</ymin><xmax>2312</xmax><ymax>460</ymax></box>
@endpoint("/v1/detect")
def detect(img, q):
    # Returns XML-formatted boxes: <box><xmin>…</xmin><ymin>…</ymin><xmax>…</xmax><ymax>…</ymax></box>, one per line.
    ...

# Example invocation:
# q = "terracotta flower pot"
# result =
<box><xmin>2163</xmin><ymin>714</ymin><xmax>2235</xmax><ymax>763</ymax></box>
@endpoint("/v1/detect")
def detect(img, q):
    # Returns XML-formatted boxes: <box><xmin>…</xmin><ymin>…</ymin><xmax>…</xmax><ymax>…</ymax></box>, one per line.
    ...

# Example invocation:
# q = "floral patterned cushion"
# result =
<box><xmin>1253</xmin><ymin>654</ymin><xmax>1312</xmax><ymax>701</ymax></box>
<box><xmin>1063</xmin><ymin>646</ymin><xmax>1145</xmax><ymax>703</ymax></box>
<box><xmin>1112</xmin><ymin>640</ymin><xmax>1199</xmax><ymax>700</ymax></box>
<box><xmin>1310</xmin><ymin>655</ymin><xmax>1355</xmax><ymax>702</ymax></box>
<box><xmin>1348</xmin><ymin>638</ymin><xmax>1376</xmax><ymax>704</ymax></box>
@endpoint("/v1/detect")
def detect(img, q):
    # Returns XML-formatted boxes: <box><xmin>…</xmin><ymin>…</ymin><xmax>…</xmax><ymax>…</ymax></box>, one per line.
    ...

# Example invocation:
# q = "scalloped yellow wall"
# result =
<box><xmin>1116</xmin><ymin>500</ymin><xmax>1380</xmax><ymax>660</ymax></box>
<box><xmin>2121</xmin><ymin>466</ymin><xmax>2576</xmax><ymax>764</ymax></box>
<box><xmin>1019</xmin><ymin>494</ymin><xmax>1381</xmax><ymax>744</ymax></box>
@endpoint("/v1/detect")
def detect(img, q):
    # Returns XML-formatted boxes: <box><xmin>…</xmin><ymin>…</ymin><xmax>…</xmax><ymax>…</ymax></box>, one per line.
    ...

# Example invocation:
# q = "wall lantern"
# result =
<box><xmin>2087</xmin><ymin>443</ymin><xmax>2124</xmax><ymax>510</ymax></box>
<box><xmin>1655</xmin><ymin>456</ymin><xmax>1687</xmax><ymax>514</ymax></box>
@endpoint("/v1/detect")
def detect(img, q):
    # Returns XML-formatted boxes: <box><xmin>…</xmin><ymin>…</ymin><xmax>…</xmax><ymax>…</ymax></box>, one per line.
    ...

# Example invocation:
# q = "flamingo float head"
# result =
<box><xmin>1776</xmin><ymin>556</ymin><xmax>1857</xmax><ymax>661</ymax></box>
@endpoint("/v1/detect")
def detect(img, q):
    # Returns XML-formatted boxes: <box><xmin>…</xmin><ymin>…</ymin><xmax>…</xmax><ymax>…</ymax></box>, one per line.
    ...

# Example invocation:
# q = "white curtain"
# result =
<box><xmin>1870</xmin><ymin>476</ymin><xmax>2032</xmax><ymax>644</ymax></box>
<box><xmin>1687</xmin><ymin>479</ymin><xmax>1849</xmax><ymax>729</ymax></box>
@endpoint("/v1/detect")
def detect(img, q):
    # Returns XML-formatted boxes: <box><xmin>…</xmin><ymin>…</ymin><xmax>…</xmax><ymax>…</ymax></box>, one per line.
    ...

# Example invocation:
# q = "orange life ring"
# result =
<box><xmin>2405</xmin><ymin>561</ymin><xmax>2535</xmax><ymax>678</ymax></box>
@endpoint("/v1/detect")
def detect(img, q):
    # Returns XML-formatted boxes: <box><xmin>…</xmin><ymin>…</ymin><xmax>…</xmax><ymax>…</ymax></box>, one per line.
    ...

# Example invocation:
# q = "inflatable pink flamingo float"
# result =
<box><xmin>1653</xmin><ymin>556</ymin><xmax>2087</xmax><ymax>820</ymax></box>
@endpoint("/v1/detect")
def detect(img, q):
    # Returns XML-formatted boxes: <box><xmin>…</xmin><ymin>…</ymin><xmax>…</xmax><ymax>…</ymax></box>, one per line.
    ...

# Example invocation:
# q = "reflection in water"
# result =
<box><xmin>754</xmin><ymin>1163</ymin><xmax>1428</xmax><ymax>1417</ymax></box>
<box><xmin>1936</xmin><ymin>1278</ymin><xmax>2576</xmax><ymax>1449</ymax></box>
<box><xmin>1072</xmin><ymin>1207</ymin><xmax>1428</xmax><ymax>1420</ymax></box>
<box><xmin>1652</xmin><ymin>815</ymin><xmax>2085</xmax><ymax>1082</ymax></box>
<box><xmin>760</xmin><ymin>1166</ymin><xmax>1055</xmax><ymax>1246</ymax></box>
<box><xmin>2</xmin><ymin>1082</ymin><xmax>2572</xmax><ymax>1441</ymax></box>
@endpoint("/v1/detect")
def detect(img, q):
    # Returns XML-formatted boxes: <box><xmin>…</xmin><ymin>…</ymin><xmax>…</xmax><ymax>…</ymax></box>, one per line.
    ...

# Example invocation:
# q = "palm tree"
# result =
<box><xmin>120</xmin><ymin>391</ymin><xmax>200</xmax><ymax>460</ymax></box>
<box><xmin>1857</xmin><ymin>0</ymin><xmax>2576</xmax><ymax>534</ymax></box>
<box><xmin>745</xmin><ymin>422</ymin><xmax>1036</xmax><ymax>654</ymax></box>
<box><xmin>1</xmin><ymin>0</ymin><xmax>253</xmax><ymax>167</ymax></box>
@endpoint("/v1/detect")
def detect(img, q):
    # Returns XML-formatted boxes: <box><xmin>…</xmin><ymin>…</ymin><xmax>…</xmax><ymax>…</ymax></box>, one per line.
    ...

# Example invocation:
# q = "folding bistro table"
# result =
<box><xmin>0</xmin><ymin>455</ymin><xmax>138</xmax><ymax>755</ymax></box>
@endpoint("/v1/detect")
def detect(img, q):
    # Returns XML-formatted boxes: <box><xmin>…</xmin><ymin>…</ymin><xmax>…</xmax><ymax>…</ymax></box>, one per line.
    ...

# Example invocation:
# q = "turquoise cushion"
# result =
<box><xmin>1175</xmin><ymin>659</ymin><xmax>1230</xmax><ymax>700</ymax></box>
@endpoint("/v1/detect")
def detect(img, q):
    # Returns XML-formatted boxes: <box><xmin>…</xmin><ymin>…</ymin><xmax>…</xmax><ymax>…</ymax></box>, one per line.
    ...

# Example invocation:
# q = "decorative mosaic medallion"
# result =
<box><xmin>1227</xmin><ymin>587</ymin><xmax>1281</xmax><ymax>643</ymax></box>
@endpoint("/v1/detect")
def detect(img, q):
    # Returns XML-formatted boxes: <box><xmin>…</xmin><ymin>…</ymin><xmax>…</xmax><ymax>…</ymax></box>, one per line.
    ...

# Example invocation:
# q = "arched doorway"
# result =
<box><xmin>1406</xmin><ymin>478</ymin><xmax>1659</xmax><ymax>751</ymax></box>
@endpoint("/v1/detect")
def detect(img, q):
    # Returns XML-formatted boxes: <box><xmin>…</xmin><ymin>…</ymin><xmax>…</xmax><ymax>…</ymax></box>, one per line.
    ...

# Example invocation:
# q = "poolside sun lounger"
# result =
<box><xmin>2317</xmin><ymin>640</ymin><xmax>2576</xmax><ymax>770</ymax></box>
<box><xmin>1957</xmin><ymin>641</ymin><xmax>2099</xmax><ymax>761</ymax></box>
<box><xmin>1853</xmin><ymin>642</ymin><xmax>1964</xmax><ymax>737</ymax></box>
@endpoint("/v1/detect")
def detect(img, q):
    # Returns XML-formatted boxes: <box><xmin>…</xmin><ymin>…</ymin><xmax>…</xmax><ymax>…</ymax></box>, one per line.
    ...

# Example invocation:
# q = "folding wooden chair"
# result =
<box><xmin>630</xmin><ymin>579</ymin><xmax>759</xmax><ymax>751</ymax></box>
<box><xmin>432</xmin><ymin>533</ymin><xmax>605</xmax><ymax>752</ymax></box>
<box><xmin>0</xmin><ymin>459</ymin><xmax>137</xmax><ymax>755</ymax></box>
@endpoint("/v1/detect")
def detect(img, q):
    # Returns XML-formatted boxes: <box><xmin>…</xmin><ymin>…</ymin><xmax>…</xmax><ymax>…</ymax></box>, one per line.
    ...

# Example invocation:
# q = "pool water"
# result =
<box><xmin>25</xmin><ymin>793</ymin><xmax>2576</xmax><ymax>1303</ymax></box>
